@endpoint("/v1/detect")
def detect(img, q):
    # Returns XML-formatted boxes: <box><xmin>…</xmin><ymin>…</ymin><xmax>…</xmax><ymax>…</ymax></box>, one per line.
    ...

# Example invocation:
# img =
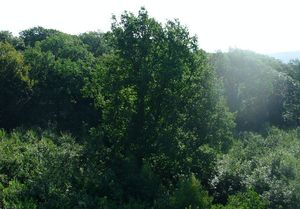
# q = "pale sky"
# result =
<box><xmin>1</xmin><ymin>0</ymin><xmax>300</xmax><ymax>53</ymax></box>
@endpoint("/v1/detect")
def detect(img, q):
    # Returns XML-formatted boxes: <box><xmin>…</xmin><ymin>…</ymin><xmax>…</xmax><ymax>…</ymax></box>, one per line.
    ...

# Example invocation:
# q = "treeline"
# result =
<box><xmin>211</xmin><ymin>49</ymin><xmax>300</xmax><ymax>131</ymax></box>
<box><xmin>0</xmin><ymin>8</ymin><xmax>300</xmax><ymax>209</ymax></box>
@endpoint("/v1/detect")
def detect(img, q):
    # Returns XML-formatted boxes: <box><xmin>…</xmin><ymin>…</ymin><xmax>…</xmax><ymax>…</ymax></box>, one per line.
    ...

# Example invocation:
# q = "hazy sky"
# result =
<box><xmin>1</xmin><ymin>0</ymin><xmax>300</xmax><ymax>53</ymax></box>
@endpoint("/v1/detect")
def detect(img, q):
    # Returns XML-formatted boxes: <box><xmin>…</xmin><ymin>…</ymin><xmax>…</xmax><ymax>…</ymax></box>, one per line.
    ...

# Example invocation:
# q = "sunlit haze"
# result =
<box><xmin>1</xmin><ymin>0</ymin><xmax>300</xmax><ymax>53</ymax></box>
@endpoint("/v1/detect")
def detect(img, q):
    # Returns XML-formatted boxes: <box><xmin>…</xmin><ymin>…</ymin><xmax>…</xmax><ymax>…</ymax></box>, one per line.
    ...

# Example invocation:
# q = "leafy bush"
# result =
<box><xmin>211</xmin><ymin>128</ymin><xmax>300</xmax><ymax>208</ymax></box>
<box><xmin>171</xmin><ymin>174</ymin><xmax>212</xmax><ymax>209</ymax></box>
<box><xmin>214</xmin><ymin>189</ymin><xmax>266</xmax><ymax>209</ymax></box>
<box><xmin>0</xmin><ymin>129</ymin><xmax>83</xmax><ymax>209</ymax></box>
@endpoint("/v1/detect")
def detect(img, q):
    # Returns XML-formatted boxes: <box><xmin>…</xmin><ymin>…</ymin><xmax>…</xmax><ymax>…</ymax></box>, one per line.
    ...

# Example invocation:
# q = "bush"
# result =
<box><xmin>171</xmin><ymin>174</ymin><xmax>212</xmax><ymax>209</ymax></box>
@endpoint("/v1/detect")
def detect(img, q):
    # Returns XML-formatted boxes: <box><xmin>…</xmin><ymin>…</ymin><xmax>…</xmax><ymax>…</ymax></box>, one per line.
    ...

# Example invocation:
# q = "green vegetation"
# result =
<box><xmin>211</xmin><ymin>128</ymin><xmax>300</xmax><ymax>209</ymax></box>
<box><xmin>0</xmin><ymin>8</ymin><xmax>300</xmax><ymax>208</ymax></box>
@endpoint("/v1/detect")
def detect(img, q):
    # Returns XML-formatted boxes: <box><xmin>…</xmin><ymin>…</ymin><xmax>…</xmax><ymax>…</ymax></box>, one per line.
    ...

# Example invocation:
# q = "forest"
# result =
<box><xmin>1</xmin><ymin>8</ymin><xmax>300</xmax><ymax>209</ymax></box>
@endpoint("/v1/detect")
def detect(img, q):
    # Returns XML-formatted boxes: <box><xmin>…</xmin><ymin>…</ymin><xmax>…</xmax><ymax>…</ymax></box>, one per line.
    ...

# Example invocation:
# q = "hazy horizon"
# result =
<box><xmin>1</xmin><ymin>0</ymin><xmax>300</xmax><ymax>53</ymax></box>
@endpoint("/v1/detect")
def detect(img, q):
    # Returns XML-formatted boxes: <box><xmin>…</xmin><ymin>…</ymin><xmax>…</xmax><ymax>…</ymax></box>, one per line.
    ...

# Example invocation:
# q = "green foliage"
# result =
<box><xmin>171</xmin><ymin>174</ymin><xmax>212</xmax><ymax>209</ymax></box>
<box><xmin>225</xmin><ymin>190</ymin><xmax>265</xmax><ymax>209</ymax></box>
<box><xmin>22</xmin><ymin>33</ymin><xmax>99</xmax><ymax>134</ymax></box>
<box><xmin>213</xmin><ymin>190</ymin><xmax>266</xmax><ymax>209</ymax></box>
<box><xmin>80</xmin><ymin>10</ymin><xmax>234</xmax><ymax>205</ymax></box>
<box><xmin>282</xmin><ymin>60</ymin><xmax>300</xmax><ymax>126</ymax></box>
<box><xmin>1</xmin><ymin>7</ymin><xmax>300</xmax><ymax>209</ymax></box>
<box><xmin>0</xmin><ymin>129</ymin><xmax>84</xmax><ymax>209</ymax></box>
<box><xmin>38</xmin><ymin>33</ymin><xmax>93</xmax><ymax>61</ymax></box>
<box><xmin>0</xmin><ymin>31</ymin><xmax>25</xmax><ymax>50</ymax></box>
<box><xmin>79</xmin><ymin>31</ymin><xmax>109</xmax><ymax>56</ymax></box>
<box><xmin>19</xmin><ymin>26</ymin><xmax>61</xmax><ymax>47</ymax></box>
<box><xmin>210</xmin><ymin>49</ymin><xmax>288</xmax><ymax>131</ymax></box>
<box><xmin>0</xmin><ymin>42</ymin><xmax>32</xmax><ymax>129</ymax></box>
<box><xmin>1</xmin><ymin>180</ymin><xmax>37</xmax><ymax>209</ymax></box>
<box><xmin>211</xmin><ymin>128</ymin><xmax>300</xmax><ymax>208</ymax></box>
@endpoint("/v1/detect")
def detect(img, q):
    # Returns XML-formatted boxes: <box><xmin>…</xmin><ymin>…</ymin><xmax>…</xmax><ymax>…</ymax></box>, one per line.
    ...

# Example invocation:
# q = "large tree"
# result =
<box><xmin>83</xmin><ymin>8</ymin><xmax>234</xmax><ymax>203</ymax></box>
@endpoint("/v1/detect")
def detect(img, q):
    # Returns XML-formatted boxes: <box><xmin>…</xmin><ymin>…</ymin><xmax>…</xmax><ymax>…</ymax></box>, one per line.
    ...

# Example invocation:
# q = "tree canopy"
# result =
<box><xmin>0</xmin><ymin>8</ymin><xmax>300</xmax><ymax>209</ymax></box>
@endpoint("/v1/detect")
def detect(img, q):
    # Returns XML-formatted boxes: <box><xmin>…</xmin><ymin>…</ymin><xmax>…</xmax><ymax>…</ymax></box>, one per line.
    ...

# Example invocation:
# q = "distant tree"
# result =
<box><xmin>210</xmin><ymin>49</ymin><xmax>288</xmax><ymax>131</ymax></box>
<box><xmin>0</xmin><ymin>31</ymin><xmax>13</xmax><ymax>42</ymax></box>
<box><xmin>22</xmin><ymin>33</ymin><xmax>99</xmax><ymax>134</ymax></box>
<box><xmin>38</xmin><ymin>33</ymin><xmax>92</xmax><ymax>61</ymax></box>
<box><xmin>0</xmin><ymin>30</ymin><xmax>25</xmax><ymax>50</ymax></box>
<box><xmin>287</xmin><ymin>59</ymin><xmax>300</xmax><ymax>80</ymax></box>
<box><xmin>19</xmin><ymin>26</ymin><xmax>61</xmax><ymax>47</ymax></box>
<box><xmin>282</xmin><ymin>60</ymin><xmax>300</xmax><ymax>126</ymax></box>
<box><xmin>79</xmin><ymin>31</ymin><xmax>109</xmax><ymax>56</ymax></box>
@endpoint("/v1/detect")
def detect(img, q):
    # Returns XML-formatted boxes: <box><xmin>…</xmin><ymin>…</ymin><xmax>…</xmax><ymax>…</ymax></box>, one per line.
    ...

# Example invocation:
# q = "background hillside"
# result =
<box><xmin>268</xmin><ymin>51</ymin><xmax>300</xmax><ymax>63</ymax></box>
